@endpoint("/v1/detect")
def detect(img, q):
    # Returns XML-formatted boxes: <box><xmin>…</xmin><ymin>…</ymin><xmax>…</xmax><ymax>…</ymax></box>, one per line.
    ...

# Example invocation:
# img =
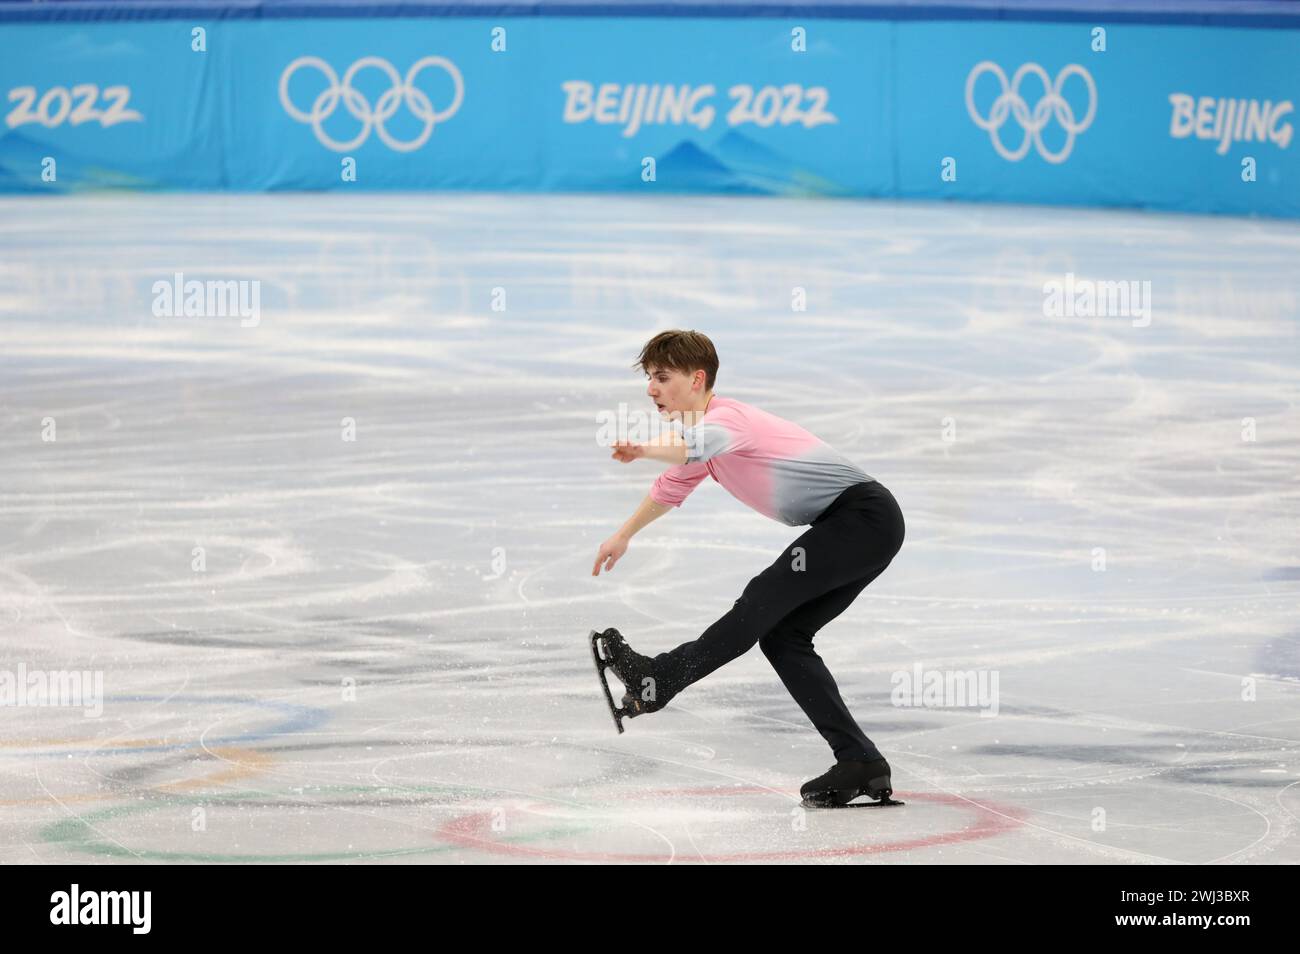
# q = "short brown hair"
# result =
<box><xmin>633</xmin><ymin>330</ymin><xmax>719</xmax><ymax>391</ymax></box>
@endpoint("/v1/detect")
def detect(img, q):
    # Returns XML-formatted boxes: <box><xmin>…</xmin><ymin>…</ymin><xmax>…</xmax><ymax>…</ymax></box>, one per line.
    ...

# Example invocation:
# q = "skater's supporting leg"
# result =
<box><xmin>760</xmin><ymin>563</ymin><xmax>893</xmax><ymax>762</ymax></box>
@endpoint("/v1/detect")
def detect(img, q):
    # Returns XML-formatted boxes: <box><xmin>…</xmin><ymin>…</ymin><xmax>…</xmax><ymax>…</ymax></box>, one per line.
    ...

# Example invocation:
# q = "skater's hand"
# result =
<box><xmin>592</xmin><ymin>535</ymin><xmax>628</xmax><ymax>576</ymax></box>
<box><xmin>611</xmin><ymin>442</ymin><xmax>646</xmax><ymax>463</ymax></box>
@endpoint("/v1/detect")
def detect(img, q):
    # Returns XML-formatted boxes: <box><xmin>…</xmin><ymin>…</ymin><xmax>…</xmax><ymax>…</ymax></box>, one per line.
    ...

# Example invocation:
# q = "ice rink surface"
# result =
<box><xmin>1</xmin><ymin>192</ymin><xmax>1297</xmax><ymax>864</ymax></box>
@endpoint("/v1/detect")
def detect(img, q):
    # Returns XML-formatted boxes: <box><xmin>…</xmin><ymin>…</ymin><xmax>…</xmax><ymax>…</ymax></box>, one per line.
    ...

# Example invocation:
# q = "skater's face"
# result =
<box><xmin>646</xmin><ymin>365</ymin><xmax>708</xmax><ymax>420</ymax></box>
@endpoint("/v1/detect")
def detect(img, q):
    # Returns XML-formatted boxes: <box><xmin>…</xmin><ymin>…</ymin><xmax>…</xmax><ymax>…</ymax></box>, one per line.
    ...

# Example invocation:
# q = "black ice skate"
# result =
<box><xmin>590</xmin><ymin>628</ymin><xmax>665</xmax><ymax>734</ymax></box>
<box><xmin>799</xmin><ymin>757</ymin><xmax>904</xmax><ymax>808</ymax></box>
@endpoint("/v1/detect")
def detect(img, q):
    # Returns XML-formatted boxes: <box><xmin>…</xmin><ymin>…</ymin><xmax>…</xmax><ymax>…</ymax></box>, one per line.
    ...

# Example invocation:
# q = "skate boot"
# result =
<box><xmin>590</xmin><ymin>627</ymin><xmax>667</xmax><ymax>733</ymax></box>
<box><xmin>800</xmin><ymin>757</ymin><xmax>903</xmax><ymax>808</ymax></box>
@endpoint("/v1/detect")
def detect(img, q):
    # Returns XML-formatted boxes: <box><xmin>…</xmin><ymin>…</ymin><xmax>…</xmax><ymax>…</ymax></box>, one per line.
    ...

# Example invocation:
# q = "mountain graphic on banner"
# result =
<box><xmin>656</xmin><ymin>130</ymin><xmax>849</xmax><ymax>195</ymax></box>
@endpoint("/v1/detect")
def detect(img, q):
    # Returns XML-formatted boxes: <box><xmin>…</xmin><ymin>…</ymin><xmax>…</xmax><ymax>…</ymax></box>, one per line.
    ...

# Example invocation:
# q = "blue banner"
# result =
<box><xmin>1</xmin><ymin>12</ymin><xmax>1297</xmax><ymax>216</ymax></box>
<box><xmin>1</xmin><ymin>22</ymin><xmax>225</xmax><ymax>190</ymax></box>
<box><xmin>895</xmin><ymin>22</ymin><xmax>1298</xmax><ymax>216</ymax></box>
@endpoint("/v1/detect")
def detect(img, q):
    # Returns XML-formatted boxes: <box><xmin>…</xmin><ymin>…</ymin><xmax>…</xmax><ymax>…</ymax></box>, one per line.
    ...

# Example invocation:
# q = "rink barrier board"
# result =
<box><xmin>1</xmin><ymin>8</ymin><xmax>1297</xmax><ymax>217</ymax></box>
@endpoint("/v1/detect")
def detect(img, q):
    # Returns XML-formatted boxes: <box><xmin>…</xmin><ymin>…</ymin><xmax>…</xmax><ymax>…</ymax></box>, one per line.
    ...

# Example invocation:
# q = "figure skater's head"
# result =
<box><xmin>633</xmin><ymin>330</ymin><xmax>718</xmax><ymax>421</ymax></box>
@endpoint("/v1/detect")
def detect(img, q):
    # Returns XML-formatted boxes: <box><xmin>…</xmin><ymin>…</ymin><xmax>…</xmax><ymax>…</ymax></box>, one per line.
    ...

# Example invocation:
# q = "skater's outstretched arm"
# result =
<box><xmin>611</xmin><ymin>433</ymin><xmax>689</xmax><ymax>466</ymax></box>
<box><xmin>593</xmin><ymin>495</ymin><xmax>671</xmax><ymax>575</ymax></box>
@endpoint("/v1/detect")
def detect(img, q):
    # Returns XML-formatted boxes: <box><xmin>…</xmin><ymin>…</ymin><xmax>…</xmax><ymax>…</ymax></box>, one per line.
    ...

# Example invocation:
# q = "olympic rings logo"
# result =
<box><xmin>965</xmin><ymin>62</ymin><xmax>1096</xmax><ymax>164</ymax></box>
<box><xmin>279</xmin><ymin>56</ymin><xmax>464</xmax><ymax>152</ymax></box>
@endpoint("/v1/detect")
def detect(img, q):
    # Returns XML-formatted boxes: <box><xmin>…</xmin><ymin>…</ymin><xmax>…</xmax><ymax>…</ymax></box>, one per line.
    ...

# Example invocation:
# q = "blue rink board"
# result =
<box><xmin>0</xmin><ymin>2</ymin><xmax>1297</xmax><ymax>216</ymax></box>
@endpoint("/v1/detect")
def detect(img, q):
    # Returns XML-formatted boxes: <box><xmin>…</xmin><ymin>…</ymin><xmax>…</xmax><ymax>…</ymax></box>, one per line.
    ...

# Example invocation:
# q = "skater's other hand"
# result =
<box><xmin>592</xmin><ymin>535</ymin><xmax>628</xmax><ymax>575</ymax></box>
<box><xmin>611</xmin><ymin>442</ymin><xmax>645</xmax><ymax>463</ymax></box>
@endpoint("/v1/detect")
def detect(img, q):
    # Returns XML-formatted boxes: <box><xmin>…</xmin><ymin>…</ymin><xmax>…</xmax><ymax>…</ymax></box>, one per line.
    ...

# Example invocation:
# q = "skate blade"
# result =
<box><xmin>845</xmin><ymin>795</ymin><xmax>905</xmax><ymax>808</ymax></box>
<box><xmin>590</xmin><ymin>629</ymin><xmax>627</xmax><ymax>734</ymax></box>
<box><xmin>801</xmin><ymin>790</ymin><xmax>905</xmax><ymax>809</ymax></box>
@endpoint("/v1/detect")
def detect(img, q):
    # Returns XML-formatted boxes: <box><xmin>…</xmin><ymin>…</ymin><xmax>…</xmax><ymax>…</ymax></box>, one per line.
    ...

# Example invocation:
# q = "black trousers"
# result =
<box><xmin>653</xmin><ymin>480</ymin><xmax>905</xmax><ymax>762</ymax></box>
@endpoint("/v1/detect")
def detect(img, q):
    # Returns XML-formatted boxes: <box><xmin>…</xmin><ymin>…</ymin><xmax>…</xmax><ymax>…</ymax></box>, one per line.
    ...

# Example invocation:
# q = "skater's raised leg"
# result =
<box><xmin>646</xmin><ymin>525</ymin><xmax>875</xmax><ymax>703</ymax></box>
<box><xmin>651</xmin><ymin>480</ymin><xmax>904</xmax><ymax>705</ymax></box>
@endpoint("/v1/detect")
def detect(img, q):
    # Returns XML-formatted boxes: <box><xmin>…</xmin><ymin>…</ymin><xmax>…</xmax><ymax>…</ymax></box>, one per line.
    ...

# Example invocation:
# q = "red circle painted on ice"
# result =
<box><xmin>434</xmin><ymin>787</ymin><xmax>1028</xmax><ymax>862</ymax></box>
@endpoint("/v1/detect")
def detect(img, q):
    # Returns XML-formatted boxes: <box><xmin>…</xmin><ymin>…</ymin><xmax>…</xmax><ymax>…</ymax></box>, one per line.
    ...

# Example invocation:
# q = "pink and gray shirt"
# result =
<box><xmin>649</xmin><ymin>396</ymin><xmax>874</xmax><ymax>527</ymax></box>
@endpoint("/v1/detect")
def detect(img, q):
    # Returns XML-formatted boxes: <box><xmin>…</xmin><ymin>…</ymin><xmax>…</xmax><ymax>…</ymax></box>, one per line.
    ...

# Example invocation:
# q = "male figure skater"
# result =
<box><xmin>591</xmin><ymin>330</ymin><xmax>906</xmax><ymax>807</ymax></box>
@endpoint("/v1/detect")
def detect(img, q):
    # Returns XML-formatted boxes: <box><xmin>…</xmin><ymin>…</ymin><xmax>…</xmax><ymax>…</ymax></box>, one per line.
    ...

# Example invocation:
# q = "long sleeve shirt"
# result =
<box><xmin>649</xmin><ymin>396</ymin><xmax>874</xmax><ymax>526</ymax></box>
